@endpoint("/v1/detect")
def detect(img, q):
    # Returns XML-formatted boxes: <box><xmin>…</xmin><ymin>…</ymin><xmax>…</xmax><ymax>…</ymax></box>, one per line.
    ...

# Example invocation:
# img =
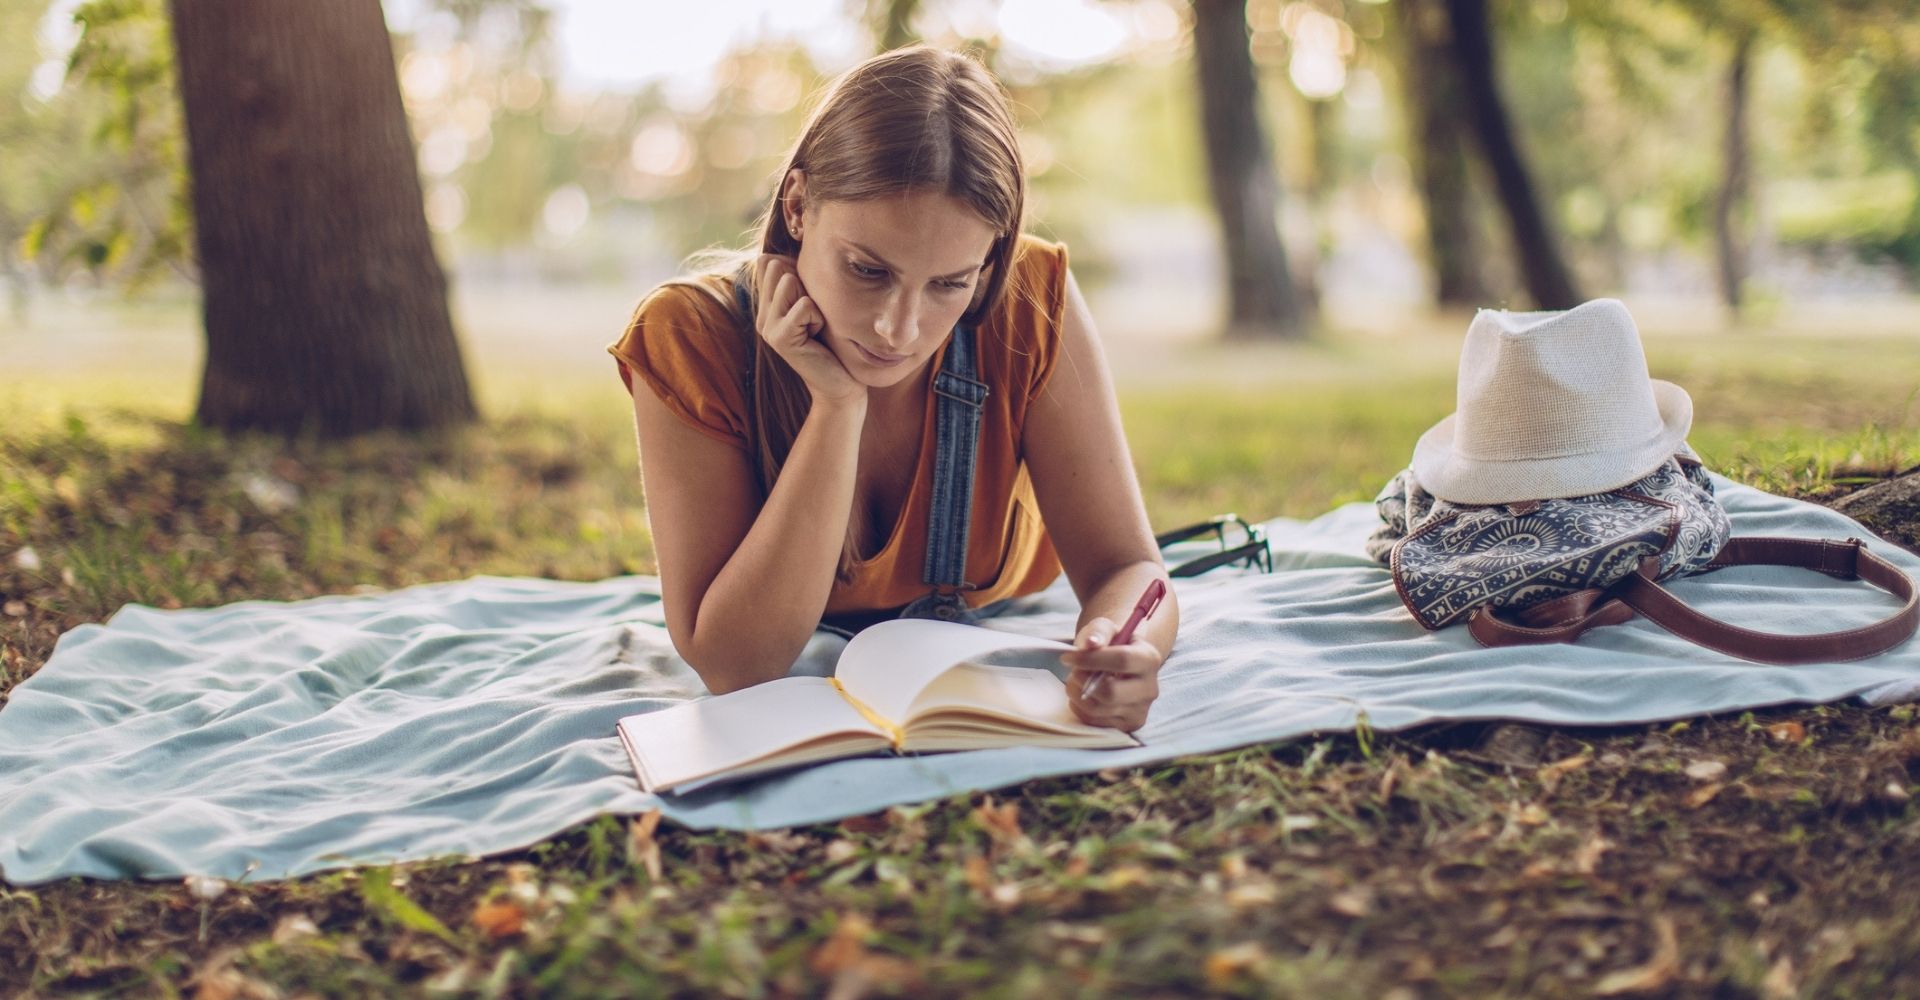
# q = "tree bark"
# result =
<box><xmin>1714</xmin><ymin>32</ymin><xmax>1754</xmax><ymax>315</ymax></box>
<box><xmin>1394</xmin><ymin>0</ymin><xmax>1489</xmax><ymax>306</ymax></box>
<box><xmin>170</xmin><ymin>0</ymin><xmax>477</xmax><ymax>438</ymax></box>
<box><xmin>1190</xmin><ymin>0</ymin><xmax>1307</xmax><ymax>339</ymax></box>
<box><xmin>1439</xmin><ymin>0</ymin><xmax>1582</xmax><ymax>309</ymax></box>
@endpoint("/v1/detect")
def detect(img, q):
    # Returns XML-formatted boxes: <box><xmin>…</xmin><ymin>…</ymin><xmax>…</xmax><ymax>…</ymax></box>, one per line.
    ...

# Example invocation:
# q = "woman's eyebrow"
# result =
<box><xmin>843</xmin><ymin>240</ymin><xmax>981</xmax><ymax>281</ymax></box>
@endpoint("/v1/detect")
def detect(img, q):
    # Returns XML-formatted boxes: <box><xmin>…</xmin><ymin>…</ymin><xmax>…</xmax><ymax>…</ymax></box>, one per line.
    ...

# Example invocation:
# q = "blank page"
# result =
<box><xmin>617</xmin><ymin>676</ymin><xmax>885</xmax><ymax>793</ymax></box>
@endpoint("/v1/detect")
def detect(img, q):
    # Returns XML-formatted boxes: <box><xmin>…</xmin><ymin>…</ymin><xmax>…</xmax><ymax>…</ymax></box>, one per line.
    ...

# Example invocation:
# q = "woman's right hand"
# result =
<box><xmin>753</xmin><ymin>254</ymin><xmax>865</xmax><ymax>406</ymax></box>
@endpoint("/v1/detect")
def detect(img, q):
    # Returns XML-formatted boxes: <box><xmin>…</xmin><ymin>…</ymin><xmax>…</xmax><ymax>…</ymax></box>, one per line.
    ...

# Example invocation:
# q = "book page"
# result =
<box><xmin>616</xmin><ymin>676</ymin><xmax>888</xmax><ymax>793</ymax></box>
<box><xmin>904</xmin><ymin>662</ymin><xmax>1140</xmax><ymax>749</ymax></box>
<box><xmin>833</xmin><ymin>619</ymin><xmax>1075</xmax><ymax>725</ymax></box>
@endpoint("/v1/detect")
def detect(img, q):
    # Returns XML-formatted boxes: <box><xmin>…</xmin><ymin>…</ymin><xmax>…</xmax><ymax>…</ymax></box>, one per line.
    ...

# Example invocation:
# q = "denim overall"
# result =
<box><xmin>732</xmin><ymin>267</ymin><xmax>1005</xmax><ymax>638</ymax></box>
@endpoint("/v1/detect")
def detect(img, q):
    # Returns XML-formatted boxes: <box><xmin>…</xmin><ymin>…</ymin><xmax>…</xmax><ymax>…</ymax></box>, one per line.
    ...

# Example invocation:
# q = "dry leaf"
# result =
<box><xmin>1539</xmin><ymin>753</ymin><xmax>1593</xmax><ymax>792</ymax></box>
<box><xmin>1685</xmin><ymin>782</ymin><xmax>1725</xmax><ymax>809</ymax></box>
<box><xmin>1327</xmin><ymin>887</ymin><xmax>1373</xmax><ymax>918</ymax></box>
<box><xmin>839</xmin><ymin>811</ymin><xmax>890</xmax><ymax>835</ymax></box>
<box><xmin>825</xmin><ymin>839</ymin><xmax>859</xmax><ymax>863</ymax></box>
<box><xmin>1767</xmin><ymin>721</ymin><xmax>1806</xmax><ymax>743</ymax></box>
<box><xmin>271</xmin><ymin>913</ymin><xmax>320</xmax><ymax>946</ymax></box>
<box><xmin>972</xmin><ymin>796</ymin><xmax>1025</xmax><ymax>848</ymax></box>
<box><xmin>1203</xmin><ymin>941</ymin><xmax>1267</xmax><ymax>990</ymax></box>
<box><xmin>471</xmin><ymin>900</ymin><xmax>525</xmax><ymax>940</ymax></box>
<box><xmin>1760</xmin><ymin>954</ymin><xmax>1797</xmax><ymax>1000</ymax></box>
<box><xmin>1219</xmin><ymin>853</ymin><xmax>1249</xmax><ymax>880</ymax></box>
<box><xmin>1225</xmin><ymin>880</ymin><xmax>1279</xmax><ymax>909</ymax></box>
<box><xmin>1573</xmin><ymin>835</ymin><xmax>1614</xmax><ymax>875</ymax></box>
<box><xmin>1592</xmin><ymin>915</ymin><xmax>1680</xmax><ymax>995</ymax></box>
<box><xmin>810</xmin><ymin>913</ymin><xmax>874</xmax><ymax>977</ymax></box>
<box><xmin>630</xmin><ymin>809</ymin><xmax>663</xmax><ymax>882</ymax></box>
<box><xmin>1516</xmin><ymin>803</ymin><xmax>1550</xmax><ymax>826</ymax></box>
<box><xmin>1684</xmin><ymin>760</ymin><xmax>1728</xmax><ymax>781</ymax></box>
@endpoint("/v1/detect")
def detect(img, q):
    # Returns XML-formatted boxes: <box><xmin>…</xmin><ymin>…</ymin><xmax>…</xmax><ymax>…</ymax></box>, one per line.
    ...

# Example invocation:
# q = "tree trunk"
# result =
<box><xmin>1440</xmin><ymin>0</ymin><xmax>1582</xmax><ymax>309</ymax></box>
<box><xmin>1191</xmin><ymin>0</ymin><xmax>1307</xmax><ymax>339</ymax></box>
<box><xmin>1714</xmin><ymin>32</ymin><xmax>1754</xmax><ymax>315</ymax></box>
<box><xmin>1394</xmin><ymin>0</ymin><xmax>1490</xmax><ymax>306</ymax></box>
<box><xmin>169</xmin><ymin>0</ymin><xmax>476</xmax><ymax>438</ymax></box>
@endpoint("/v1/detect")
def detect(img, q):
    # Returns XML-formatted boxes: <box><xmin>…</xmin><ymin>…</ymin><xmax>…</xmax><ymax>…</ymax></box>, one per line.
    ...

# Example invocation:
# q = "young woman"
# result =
<box><xmin>608</xmin><ymin>45</ymin><xmax>1176</xmax><ymax>732</ymax></box>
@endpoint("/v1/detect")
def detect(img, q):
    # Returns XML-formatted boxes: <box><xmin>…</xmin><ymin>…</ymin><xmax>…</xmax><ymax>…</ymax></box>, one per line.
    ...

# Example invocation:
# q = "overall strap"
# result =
<box><xmin>923</xmin><ymin>322</ymin><xmax>989</xmax><ymax>589</ymax></box>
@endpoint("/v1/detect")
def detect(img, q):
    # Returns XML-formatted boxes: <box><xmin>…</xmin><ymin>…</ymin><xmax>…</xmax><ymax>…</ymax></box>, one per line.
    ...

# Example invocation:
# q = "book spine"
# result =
<box><xmin>829</xmin><ymin>677</ymin><xmax>905</xmax><ymax>751</ymax></box>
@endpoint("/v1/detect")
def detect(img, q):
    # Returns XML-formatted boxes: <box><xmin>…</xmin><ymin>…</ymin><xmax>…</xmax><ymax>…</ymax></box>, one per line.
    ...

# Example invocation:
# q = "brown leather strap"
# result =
<box><xmin>1468</xmin><ymin>536</ymin><xmax>1919</xmax><ymax>664</ymax></box>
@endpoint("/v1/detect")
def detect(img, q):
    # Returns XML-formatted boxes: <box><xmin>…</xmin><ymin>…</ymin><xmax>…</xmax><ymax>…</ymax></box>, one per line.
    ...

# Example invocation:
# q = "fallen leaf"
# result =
<box><xmin>971</xmin><ymin>796</ymin><xmax>1025</xmax><ymax>849</ymax></box>
<box><xmin>1516</xmin><ymin>803</ymin><xmax>1550</xmax><ymax>826</ymax></box>
<box><xmin>810</xmin><ymin>912</ymin><xmax>874</xmax><ymax>977</ymax></box>
<box><xmin>825</xmin><ymin>839</ymin><xmax>859</xmax><ymax>863</ymax></box>
<box><xmin>839</xmin><ymin>811</ymin><xmax>890</xmax><ymax>836</ymax></box>
<box><xmin>1761</xmin><ymin>954</ymin><xmax>1797</xmax><ymax>1000</ymax></box>
<box><xmin>1593</xmin><ymin>915</ymin><xmax>1679</xmax><ymax>995</ymax></box>
<box><xmin>1684</xmin><ymin>760</ymin><xmax>1728</xmax><ymax>781</ymax></box>
<box><xmin>1225</xmin><ymin>881</ymin><xmax>1279</xmax><ymax>909</ymax></box>
<box><xmin>471</xmin><ymin>900</ymin><xmax>525</xmax><ymax>940</ymax></box>
<box><xmin>1539</xmin><ymin>753</ymin><xmax>1593</xmax><ymax>792</ymax></box>
<box><xmin>1573</xmin><ymin>835</ymin><xmax>1614</xmax><ymax>875</ymax></box>
<box><xmin>1685</xmin><ymin>782</ymin><xmax>1725</xmax><ymax>809</ymax></box>
<box><xmin>630</xmin><ymin>809</ymin><xmax>663</xmax><ymax>882</ymax></box>
<box><xmin>271</xmin><ymin>913</ymin><xmax>320</xmax><ymax>946</ymax></box>
<box><xmin>1327</xmin><ymin>887</ymin><xmax>1373</xmax><ymax>918</ymax></box>
<box><xmin>1203</xmin><ymin>941</ymin><xmax>1267</xmax><ymax>990</ymax></box>
<box><xmin>1767</xmin><ymin>721</ymin><xmax>1806</xmax><ymax>743</ymax></box>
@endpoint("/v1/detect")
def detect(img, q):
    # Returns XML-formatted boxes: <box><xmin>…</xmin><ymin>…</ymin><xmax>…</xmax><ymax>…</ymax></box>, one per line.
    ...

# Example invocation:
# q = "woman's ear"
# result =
<box><xmin>781</xmin><ymin>168</ymin><xmax>808</xmax><ymax>237</ymax></box>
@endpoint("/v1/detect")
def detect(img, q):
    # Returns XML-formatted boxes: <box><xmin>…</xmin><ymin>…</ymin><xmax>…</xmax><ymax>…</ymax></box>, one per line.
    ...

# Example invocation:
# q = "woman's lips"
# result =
<box><xmin>853</xmin><ymin>341</ymin><xmax>909</xmax><ymax>367</ymax></box>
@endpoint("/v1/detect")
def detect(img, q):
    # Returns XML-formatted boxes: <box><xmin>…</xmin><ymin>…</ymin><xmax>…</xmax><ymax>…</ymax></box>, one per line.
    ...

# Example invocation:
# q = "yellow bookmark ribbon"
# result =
<box><xmin>830</xmin><ymin>678</ymin><xmax>904</xmax><ymax>752</ymax></box>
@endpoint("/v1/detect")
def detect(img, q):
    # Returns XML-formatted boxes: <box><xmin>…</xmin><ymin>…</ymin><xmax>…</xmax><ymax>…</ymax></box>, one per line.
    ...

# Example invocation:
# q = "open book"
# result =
<box><xmin>617</xmin><ymin>618</ymin><xmax>1142</xmax><ymax>794</ymax></box>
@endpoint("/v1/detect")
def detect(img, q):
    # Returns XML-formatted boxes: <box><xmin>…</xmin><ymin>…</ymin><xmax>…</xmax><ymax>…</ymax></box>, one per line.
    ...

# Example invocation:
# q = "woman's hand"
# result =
<box><xmin>1060</xmin><ymin>617</ymin><xmax>1165</xmax><ymax>733</ymax></box>
<box><xmin>753</xmin><ymin>254</ymin><xmax>865</xmax><ymax>406</ymax></box>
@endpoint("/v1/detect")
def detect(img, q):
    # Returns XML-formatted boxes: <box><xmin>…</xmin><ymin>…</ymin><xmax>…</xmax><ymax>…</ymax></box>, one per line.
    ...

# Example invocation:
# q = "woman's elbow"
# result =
<box><xmin>671</xmin><ymin>627</ymin><xmax>806</xmax><ymax>695</ymax></box>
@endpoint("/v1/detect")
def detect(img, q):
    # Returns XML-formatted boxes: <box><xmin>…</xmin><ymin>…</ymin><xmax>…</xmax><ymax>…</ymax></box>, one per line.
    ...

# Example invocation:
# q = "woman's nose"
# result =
<box><xmin>873</xmin><ymin>291</ymin><xmax>919</xmax><ymax>348</ymax></box>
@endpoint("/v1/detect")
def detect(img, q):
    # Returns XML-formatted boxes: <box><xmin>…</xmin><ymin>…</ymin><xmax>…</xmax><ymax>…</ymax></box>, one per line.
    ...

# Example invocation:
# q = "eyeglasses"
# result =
<box><xmin>1155</xmin><ymin>513</ymin><xmax>1273</xmax><ymax>578</ymax></box>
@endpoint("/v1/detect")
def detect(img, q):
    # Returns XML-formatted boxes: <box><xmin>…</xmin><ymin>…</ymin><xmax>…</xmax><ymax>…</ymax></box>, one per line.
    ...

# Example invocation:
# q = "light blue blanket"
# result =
<box><xmin>2</xmin><ymin>472</ymin><xmax>1915</xmax><ymax>885</ymax></box>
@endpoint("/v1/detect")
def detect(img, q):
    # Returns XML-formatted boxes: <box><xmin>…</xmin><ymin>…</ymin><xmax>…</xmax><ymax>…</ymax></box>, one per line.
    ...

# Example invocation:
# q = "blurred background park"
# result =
<box><xmin>2</xmin><ymin>0</ymin><xmax>1918</xmax><ymax>600</ymax></box>
<box><xmin>7</xmin><ymin>0</ymin><xmax>1918</xmax><ymax>400</ymax></box>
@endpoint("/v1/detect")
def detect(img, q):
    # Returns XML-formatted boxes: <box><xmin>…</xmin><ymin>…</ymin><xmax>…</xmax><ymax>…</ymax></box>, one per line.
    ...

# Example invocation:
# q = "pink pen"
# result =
<box><xmin>1079</xmin><ymin>578</ymin><xmax>1166</xmax><ymax>701</ymax></box>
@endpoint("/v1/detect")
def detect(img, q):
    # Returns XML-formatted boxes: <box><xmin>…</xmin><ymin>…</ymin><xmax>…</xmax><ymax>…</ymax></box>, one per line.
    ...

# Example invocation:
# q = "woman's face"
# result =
<box><xmin>786</xmin><ymin>173</ymin><xmax>998</xmax><ymax>393</ymax></box>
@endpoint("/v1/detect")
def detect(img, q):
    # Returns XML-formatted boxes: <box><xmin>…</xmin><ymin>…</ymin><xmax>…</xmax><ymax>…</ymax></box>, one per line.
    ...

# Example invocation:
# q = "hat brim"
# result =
<box><xmin>1409</xmin><ymin>379</ymin><xmax>1694</xmax><ymax>505</ymax></box>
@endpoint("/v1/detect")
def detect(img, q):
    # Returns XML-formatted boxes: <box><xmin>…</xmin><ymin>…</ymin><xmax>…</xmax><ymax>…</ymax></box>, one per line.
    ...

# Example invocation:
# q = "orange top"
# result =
<box><xmin>608</xmin><ymin>233</ymin><xmax>1070</xmax><ymax>620</ymax></box>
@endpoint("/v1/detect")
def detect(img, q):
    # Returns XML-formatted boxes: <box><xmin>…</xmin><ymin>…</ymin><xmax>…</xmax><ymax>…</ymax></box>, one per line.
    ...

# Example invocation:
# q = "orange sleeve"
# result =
<box><xmin>996</xmin><ymin>234</ymin><xmax>1070</xmax><ymax>411</ymax></box>
<box><xmin>606</xmin><ymin>282</ymin><xmax>754</xmax><ymax>452</ymax></box>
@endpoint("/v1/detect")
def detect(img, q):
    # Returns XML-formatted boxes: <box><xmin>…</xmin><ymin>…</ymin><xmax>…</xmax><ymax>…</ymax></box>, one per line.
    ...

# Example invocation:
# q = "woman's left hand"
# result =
<box><xmin>1060</xmin><ymin>617</ymin><xmax>1165</xmax><ymax>733</ymax></box>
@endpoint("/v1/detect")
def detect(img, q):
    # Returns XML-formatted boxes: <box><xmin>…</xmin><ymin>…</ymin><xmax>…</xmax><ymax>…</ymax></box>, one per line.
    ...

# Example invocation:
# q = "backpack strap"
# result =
<box><xmin>1468</xmin><ymin>536</ymin><xmax>1919</xmax><ymax>664</ymax></box>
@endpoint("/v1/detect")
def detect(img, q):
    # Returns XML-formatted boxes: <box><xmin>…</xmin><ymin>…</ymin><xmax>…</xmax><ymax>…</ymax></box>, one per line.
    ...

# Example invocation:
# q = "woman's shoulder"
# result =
<box><xmin>980</xmin><ymin>232</ymin><xmax>1072</xmax><ymax>409</ymax></box>
<box><xmin>992</xmin><ymin>232</ymin><xmax>1070</xmax><ymax>326</ymax></box>
<box><xmin>606</xmin><ymin>273</ymin><xmax>755</xmax><ymax>450</ymax></box>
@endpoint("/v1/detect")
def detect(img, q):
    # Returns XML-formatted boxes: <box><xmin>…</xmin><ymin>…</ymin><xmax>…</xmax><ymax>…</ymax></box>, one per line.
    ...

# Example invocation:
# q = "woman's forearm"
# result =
<box><xmin>685</xmin><ymin>396</ymin><xmax>866</xmax><ymax>692</ymax></box>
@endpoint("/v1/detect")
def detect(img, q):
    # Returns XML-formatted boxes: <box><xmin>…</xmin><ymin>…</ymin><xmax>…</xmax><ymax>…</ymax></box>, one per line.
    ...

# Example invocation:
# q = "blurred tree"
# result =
<box><xmin>11</xmin><ymin>0</ymin><xmax>191</xmax><ymax>301</ymax></box>
<box><xmin>1389</xmin><ymin>0</ymin><xmax>1490</xmax><ymax>305</ymax></box>
<box><xmin>1191</xmin><ymin>0</ymin><xmax>1307</xmax><ymax>339</ymax></box>
<box><xmin>168</xmin><ymin>0</ymin><xmax>476</xmax><ymax>436</ymax></box>
<box><xmin>1712</xmin><ymin>27</ymin><xmax>1754</xmax><ymax>312</ymax></box>
<box><xmin>1440</xmin><ymin>0</ymin><xmax>1581</xmax><ymax>308</ymax></box>
<box><xmin>863</xmin><ymin>0</ymin><xmax>924</xmax><ymax>50</ymax></box>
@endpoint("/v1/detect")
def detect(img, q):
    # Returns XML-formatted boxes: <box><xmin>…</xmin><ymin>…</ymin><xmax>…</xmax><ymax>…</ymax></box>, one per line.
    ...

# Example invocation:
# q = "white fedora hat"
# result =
<box><xmin>1410</xmin><ymin>298</ymin><xmax>1692</xmax><ymax>505</ymax></box>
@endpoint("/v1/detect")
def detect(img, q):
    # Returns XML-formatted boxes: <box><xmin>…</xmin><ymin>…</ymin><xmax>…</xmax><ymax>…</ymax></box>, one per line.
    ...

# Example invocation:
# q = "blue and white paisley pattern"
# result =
<box><xmin>1364</xmin><ymin>446</ymin><xmax>1732</xmax><ymax>630</ymax></box>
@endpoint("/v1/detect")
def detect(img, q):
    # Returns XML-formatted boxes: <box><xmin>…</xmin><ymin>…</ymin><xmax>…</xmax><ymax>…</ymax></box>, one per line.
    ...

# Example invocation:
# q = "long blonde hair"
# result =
<box><xmin>672</xmin><ymin>45</ymin><xmax>1028</xmax><ymax>582</ymax></box>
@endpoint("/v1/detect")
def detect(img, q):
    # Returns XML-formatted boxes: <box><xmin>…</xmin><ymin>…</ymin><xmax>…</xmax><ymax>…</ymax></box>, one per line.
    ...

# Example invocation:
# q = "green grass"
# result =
<box><xmin>2</xmin><ymin>320</ymin><xmax>1919</xmax><ymax>997</ymax></box>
